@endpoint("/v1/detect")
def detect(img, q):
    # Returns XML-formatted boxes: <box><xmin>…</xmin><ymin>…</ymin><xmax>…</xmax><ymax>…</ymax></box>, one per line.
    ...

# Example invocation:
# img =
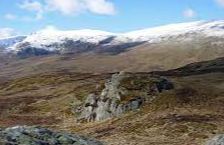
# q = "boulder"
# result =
<box><xmin>0</xmin><ymin>126</ymin><xmax>103</xmax><ymax>145</ymax></box>
<box><xmin>206</xmin><ymin>134</ymin><xmax>224</xmax><ymax>145</ymax></box>
<box><xmin>77</xmin><ymin>72</ymin><xmax>174</xmax><ymax>122</ymax></box>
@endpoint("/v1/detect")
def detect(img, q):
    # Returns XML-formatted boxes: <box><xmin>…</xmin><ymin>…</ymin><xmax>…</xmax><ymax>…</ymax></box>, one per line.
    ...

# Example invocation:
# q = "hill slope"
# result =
<box><xmin>1</xmin><ymin>36</ymin><xmax>224</xmax><ymax>81</ymax></box>
<box><xmin>0</xmin><ymin>57</ymin><xmax>224</xmax><ymax>145</ymax></box>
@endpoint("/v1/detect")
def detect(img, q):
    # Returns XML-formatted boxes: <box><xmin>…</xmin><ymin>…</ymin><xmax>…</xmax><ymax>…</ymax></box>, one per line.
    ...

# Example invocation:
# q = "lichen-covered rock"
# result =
<box><xmin>77</xmin><ymin>72</ymin><xmax>174</xmax><ymax>122</ymax></box>
<box><xmin>0</xmin><ymin>126</ymin><xmax>103</xmax><ymax>145</ymax></box>
<box><xmin>206</xmin><ymin>134</ymin><xmax>224</xmax><ymax>145</ymax></box>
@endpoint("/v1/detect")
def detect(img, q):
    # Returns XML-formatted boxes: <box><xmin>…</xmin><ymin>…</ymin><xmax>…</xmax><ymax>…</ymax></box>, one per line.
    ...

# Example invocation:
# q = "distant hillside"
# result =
<box><xmin>1</xmin><ymin>36</ymin><xmax>224</xmax><ymax>81</ymax></box>
<box><xmin>1</xmin><ymin>21</ymin><xmax>224</xmax><ymax>81</ymax></box>
<box><xmin>154</xmin><ymin>57</ymin><xmax>224</xmax><ymax>76</ymax></box>
<box><xmin>1</xmin><ymin>20</ymin><xmax>224</xmax><ymax>57</ymax></box>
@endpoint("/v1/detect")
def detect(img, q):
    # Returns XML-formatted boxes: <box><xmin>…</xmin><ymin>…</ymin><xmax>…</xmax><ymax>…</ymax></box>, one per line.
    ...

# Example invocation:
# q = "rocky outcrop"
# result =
<box><xmin>206</xmin><ymin>134</ymin><xmax>224</xmax><ymax>145</ymax></box>
<box><xmin>76</xmin><ymin>72</ymin><xmax>174</xmax><ymax>122</ymax></box>
<box><xmin>0</xmin><ymin>126</ymin><xmax>103</xmax><ymax>145</ymax></box>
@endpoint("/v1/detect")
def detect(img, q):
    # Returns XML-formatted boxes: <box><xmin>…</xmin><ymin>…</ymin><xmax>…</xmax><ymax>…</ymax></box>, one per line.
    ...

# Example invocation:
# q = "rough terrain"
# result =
<box><xmin>0</xmin><ymin>57</ymin><xmax>224</xmax><ymax>144</ymax></box>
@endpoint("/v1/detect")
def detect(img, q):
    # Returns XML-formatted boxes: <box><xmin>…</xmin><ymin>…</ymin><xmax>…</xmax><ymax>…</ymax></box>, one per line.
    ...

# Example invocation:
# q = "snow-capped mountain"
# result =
<box><xmin>2</xmin><ymin>20</ymin><xmax>224</xmax><ymax>57</ymax></box>
<box><xmin>0</xmin><ymin>36</ymin><xmax>26</xmax><ymax>50</ymax></box>
<box><xmin>19</xmin><ymin>29</ymin><xmax>116</xmax><ymax>50</ymax></box>
<box><xmin>124</xmin><ymin>20</ymin><xmax>224</xmax><ymax>42</ymax></box>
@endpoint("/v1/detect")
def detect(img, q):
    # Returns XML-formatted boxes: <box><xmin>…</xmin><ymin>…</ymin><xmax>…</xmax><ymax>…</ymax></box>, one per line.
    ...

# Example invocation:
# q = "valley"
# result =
<box><xmin>1</xmin><ymin>21</ymin><xmax>224</xmax><ymax>145</ymax></box>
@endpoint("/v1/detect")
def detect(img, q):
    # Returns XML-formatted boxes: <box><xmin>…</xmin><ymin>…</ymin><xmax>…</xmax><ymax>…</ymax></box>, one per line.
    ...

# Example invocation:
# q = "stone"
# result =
<box><xmin>206</xmin><ymin>134</ymin><xmax>224</xmax><ymax>145</ymax></box>
<box><xmin>77</xmin><ymin>72</ymin><xmax>174</xmax><ymax>122</ymax></box>
<box><xmin>0</xmin><ymin>126</ymin><xmax>103</xmax><ymax>145</ymax></box>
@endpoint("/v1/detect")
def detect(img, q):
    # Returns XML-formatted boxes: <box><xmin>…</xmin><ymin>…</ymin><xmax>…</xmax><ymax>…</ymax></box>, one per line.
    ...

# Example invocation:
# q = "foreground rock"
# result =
<box><xmin>77</xmin><ymin>72</ymin><xmax>174</xmax><ymax>122</ymax></box>
<box><xmin>0</xmin><ymin>126</ymin><xmax>103</xmax><ymax>145</ymax></box>
<box><xmin>206</xmin><ymin>134</ymin><xmax>224</xmax><ymax>145</ymax></box>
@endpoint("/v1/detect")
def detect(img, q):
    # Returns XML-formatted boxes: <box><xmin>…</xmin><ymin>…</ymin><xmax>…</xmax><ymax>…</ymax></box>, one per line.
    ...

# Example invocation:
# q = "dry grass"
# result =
<box><xmin>0</xmin><ymin>69</ymin><xmax>224</xmax><ymax>145</ymax></box>
<box><xmin>61</xmin><ymin>73</ymin><xmax>224</xmax><ymax>145</ymax></box>
<box><xmin>0</xmin><ymin>72</ymin><xmax>110</xmax><ymax>128</ymax></box>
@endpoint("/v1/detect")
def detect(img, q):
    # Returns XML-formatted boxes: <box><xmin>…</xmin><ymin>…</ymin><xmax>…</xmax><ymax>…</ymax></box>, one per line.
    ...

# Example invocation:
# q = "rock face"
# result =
<box><xmin>0</xmin><ymin>126</ymin><xmax>103</xmax><ymax>145</ymax></box>
<box><xmin>77</xmin><ymin>72</ymin><xmax>174</xmax><ymax>122</ymax></box>
<box><xmin>206</xmin><ymin>135</ymin><xmax>224</xmax><ymax>145</ymax></box>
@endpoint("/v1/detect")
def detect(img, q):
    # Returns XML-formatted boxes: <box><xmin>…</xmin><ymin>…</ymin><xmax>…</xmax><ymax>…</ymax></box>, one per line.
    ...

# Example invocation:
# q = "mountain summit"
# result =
<box><xmin>1</xmin><ymin>20</ymin><xmax>224</xmax><ymax>56</ymax></box>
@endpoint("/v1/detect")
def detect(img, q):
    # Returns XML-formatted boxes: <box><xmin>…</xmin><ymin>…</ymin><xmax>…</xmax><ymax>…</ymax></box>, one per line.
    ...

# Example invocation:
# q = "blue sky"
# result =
<box><xmin>1</xmin><ymin>0</ymin><xmax>224</xmax><ymax>37</ymax></box>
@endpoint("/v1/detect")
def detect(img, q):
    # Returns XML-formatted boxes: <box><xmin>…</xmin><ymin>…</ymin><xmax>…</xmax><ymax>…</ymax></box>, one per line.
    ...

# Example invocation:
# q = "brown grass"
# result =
<box><xmin>0</xmin><ymin>70</ymin><xmax>224</xmax><ymax>145</ymax></box>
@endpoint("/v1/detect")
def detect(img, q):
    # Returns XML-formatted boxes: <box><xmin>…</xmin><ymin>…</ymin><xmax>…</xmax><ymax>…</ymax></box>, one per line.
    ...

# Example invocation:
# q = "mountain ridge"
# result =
<box><xmin>1</xmin><ymin>20</ymin><xmax>224</xmax><ymax>56</ymax></box>
<box><xmin>1</xmin><ymin>20</ymin><xmax>224</xmax><ymax>80</ymax></box>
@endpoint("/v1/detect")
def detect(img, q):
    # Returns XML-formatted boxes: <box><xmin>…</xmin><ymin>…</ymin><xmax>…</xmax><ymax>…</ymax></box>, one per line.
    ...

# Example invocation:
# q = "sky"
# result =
<box><xmin>1</xmin><ymin>0</ymin><xmax>224</xmax><ymax>37</ymax></box>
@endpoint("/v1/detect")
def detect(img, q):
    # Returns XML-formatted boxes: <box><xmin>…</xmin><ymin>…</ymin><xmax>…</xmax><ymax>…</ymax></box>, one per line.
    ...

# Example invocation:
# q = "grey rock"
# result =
<box><xmin>206</xmin><ymin>134</ymin><xmax>224</xmax><ymax>145</ymax></box>
<box><xmin>77</xmin><ymin>72</ymin><xmax>174</xmax><ymax>122</ymax></box>
<box><xmin>0</xmin><ymin>126</ymin><xmax>103</xmax><ymax>145</ymax></box>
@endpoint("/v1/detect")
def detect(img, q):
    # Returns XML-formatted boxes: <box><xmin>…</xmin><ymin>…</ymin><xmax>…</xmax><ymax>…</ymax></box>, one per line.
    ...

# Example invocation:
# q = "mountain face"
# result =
<box><xmin>124</xmin><ymin>20</ymin><xmax>224</xmax><ymax>41</ymax></box>
<box><xmin>2</xmin><ymin>20</ymin><xmax>224</xmax><ymax>57</ymax></box>
<box><xmin>0</xmin><ymin>36</ymin><xmax>26</xmax><ymax>51</ymax></box>
<box><xmin>1</xmin><ymin>20</ymin><xmax>224</xmax><ymax>79</ymax></box>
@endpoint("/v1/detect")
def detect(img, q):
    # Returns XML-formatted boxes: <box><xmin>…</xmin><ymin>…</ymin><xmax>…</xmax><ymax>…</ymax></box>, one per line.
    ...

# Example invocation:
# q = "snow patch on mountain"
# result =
<box><xmin>123</xmin><ymin>20</ymin><xmax>224</xmax><ymax>42</ymax></box>
<box><xmin>0</xmin><ymin>36</ymin><xmax>26</xmax><ymax>50</ymax></box>
<box><xmin>2</xmin><ymin>20</ymin><xmax>224</xmax><ymax>54</ymax></box>
<box><xmin>19</xmin><ymin>29</ymin><xmax>117</xmax><ymax>50</ymax></box>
